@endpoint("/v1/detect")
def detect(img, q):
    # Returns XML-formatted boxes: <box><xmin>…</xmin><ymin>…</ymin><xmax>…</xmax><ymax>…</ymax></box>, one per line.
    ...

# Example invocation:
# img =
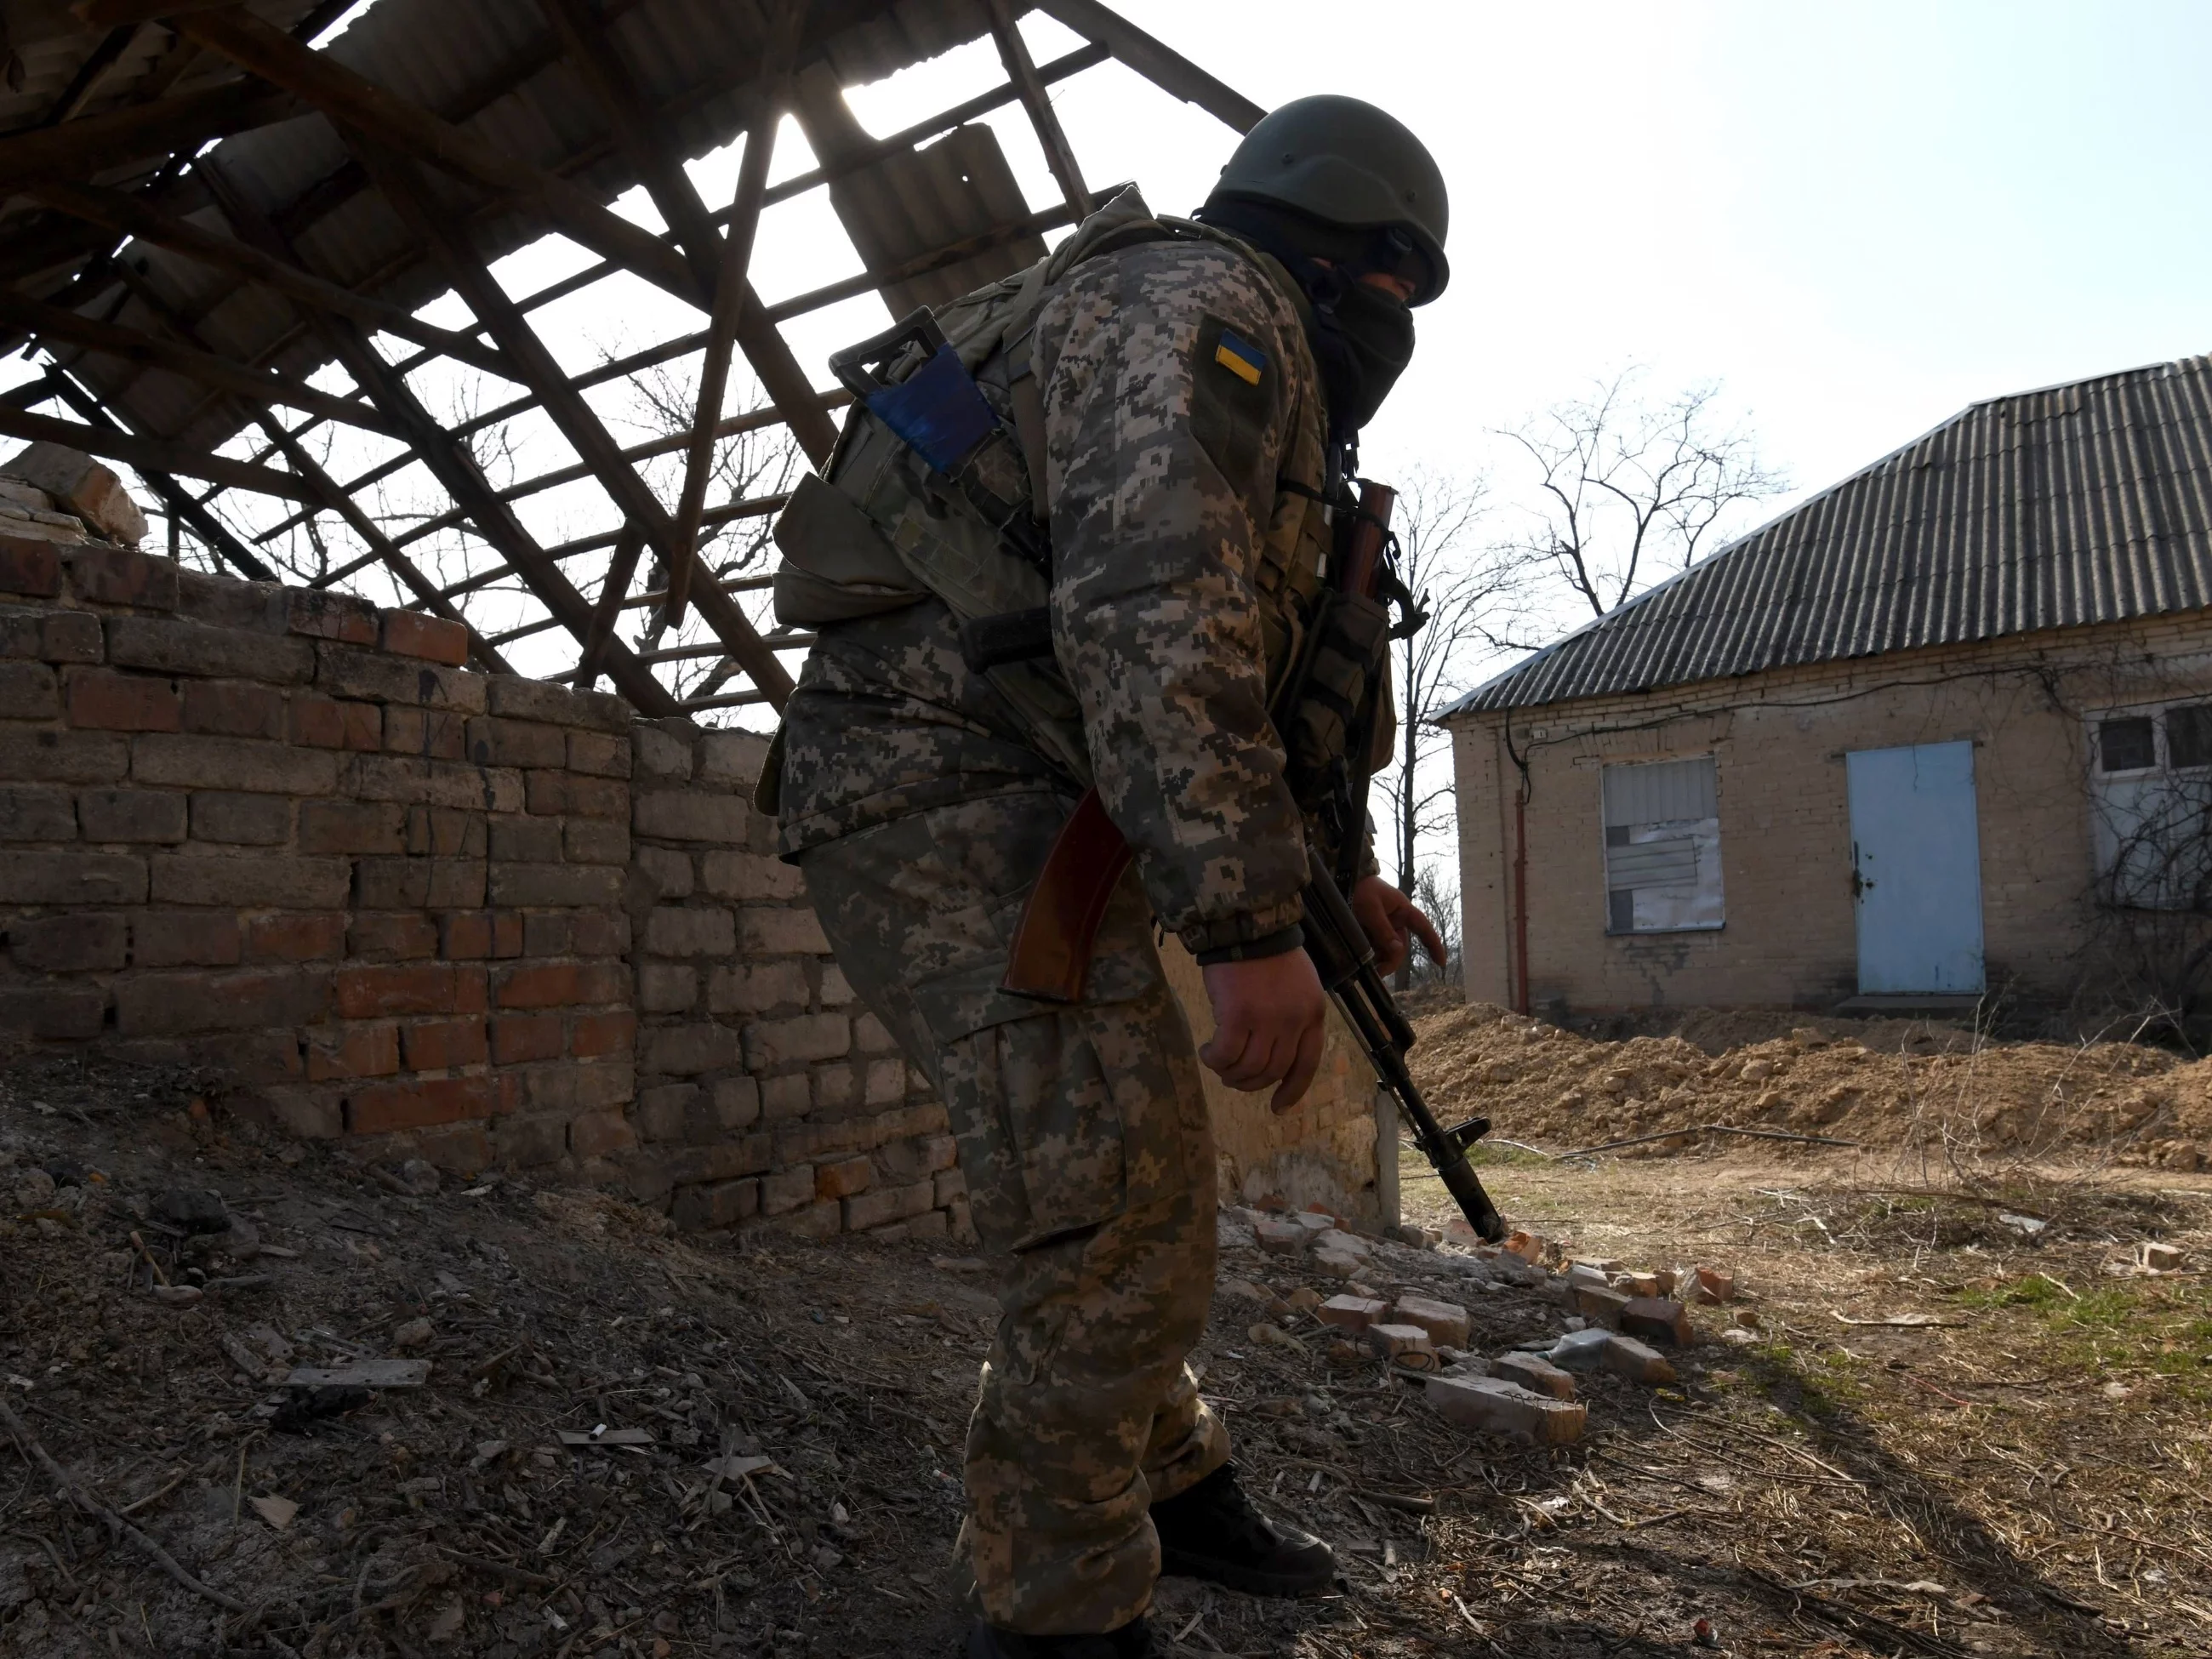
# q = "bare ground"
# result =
<box><xmin>3</xmin><ymin>1034</ymin><xmax>2211</xmax><ymax>1659</ymax></box>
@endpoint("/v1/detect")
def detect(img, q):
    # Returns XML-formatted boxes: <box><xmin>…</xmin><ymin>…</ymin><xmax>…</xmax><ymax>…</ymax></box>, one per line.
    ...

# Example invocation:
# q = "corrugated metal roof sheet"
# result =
<box><xmin>15</xmin><ymin>0</ymin><xmax>1031</xmax><ymax>454</ymax></box>
<box><xmin>1446</xmin><ymin>353</ymin><xmax>2212</xmax><ymax>717</ymax></box>
<box><xmin>0</xmin><ymin>3</ymin><xmax>323</xmax><ymax>137</ymax></box>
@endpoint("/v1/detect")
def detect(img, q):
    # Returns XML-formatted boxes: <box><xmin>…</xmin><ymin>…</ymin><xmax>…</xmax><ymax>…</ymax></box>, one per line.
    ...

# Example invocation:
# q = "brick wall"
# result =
<box><xmin>1447</xmin><ymin>614</ymin><xmax>2212</xmax><ymax>1015</ymax></box>
<box><xmin>1</xmin><ymin>534</ymin><xmax>1382</xmax><ymax>1236</ymax></box>
<box><xmin>0</xmin><ymin>530</ymin><xmax>637</xmax><ymax>1176</ymax></box>
<box><xmin>1158</xmin><ymin>939</ymin><xmax>1390</xmax><ymax>1227</ymax></box>
<box><xmin>622</xmin><ymin>717</ymin><xmax>961</xmax><ymax>1242</ymax></box>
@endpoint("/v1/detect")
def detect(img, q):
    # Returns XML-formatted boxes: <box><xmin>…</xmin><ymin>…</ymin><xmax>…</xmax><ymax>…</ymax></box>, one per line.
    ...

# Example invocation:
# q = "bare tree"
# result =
<box><xmin>1365</xmin><ymin>467</ymin><xmax>1511</xmax><ymax>985</ymax></box>
<box><xmin>1411</xmin><ymin>863</ymin><xmax>1462</xmax><ymax>993</ymax></box>
<box><xmin>611</xmin><ymin>355</ymin><xmax>805</xmax><ymax>710</ymax></box>
<box><xmin>1493</xmin><ymin>368</ymin><xmax>1786</xmax><ymax>641</ymax></box>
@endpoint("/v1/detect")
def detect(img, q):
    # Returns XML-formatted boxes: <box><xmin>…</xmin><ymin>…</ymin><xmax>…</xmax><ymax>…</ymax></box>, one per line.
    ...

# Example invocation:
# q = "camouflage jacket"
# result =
<box><xmin>777</xmin><ymin>233</ymin><xmax>1328</xmax><ymax>959</ymax></box>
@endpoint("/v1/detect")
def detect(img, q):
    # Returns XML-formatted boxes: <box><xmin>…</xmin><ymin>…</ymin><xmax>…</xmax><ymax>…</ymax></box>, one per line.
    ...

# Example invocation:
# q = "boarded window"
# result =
<box><xmin>1601</xmin><ymin>756</ymin><xmax>1724</xmax><ymax>933</ymax></box>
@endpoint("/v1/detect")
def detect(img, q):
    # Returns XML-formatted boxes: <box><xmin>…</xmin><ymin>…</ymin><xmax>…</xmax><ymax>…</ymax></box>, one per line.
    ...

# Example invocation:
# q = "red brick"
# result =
<box><xmin>298</xmin><ymin>799</ymin><xmax>406</xmax><ymax>854</ymax></box>
<box><xmin>414</xmin><ymin>1121</ymin><xmax>492</xmax><ymax>1173</ymax></box>
<box><xmin>493</xmin><ymin>960</ymin><xmax>624</xmax><ymax>1010</ymax></box>
<box><xmin>524</xmin><ymin>770</ymin><xmax>625</xmax><ymax>818</ymax></box>
<box><xmin>247</xmin><ymin>912</ymin><xmax>346</xmax><ymax>962</ymax></box>
<box><xmin>134</xmin><ymin>909</ymin><xmax>241</xmax><ymax>967</ymax></box>
<box><xmin>491</xmin><ymin>1013</ymin><xmax>563</xmax><ymax>1064</ymax></box>
<box><xmin>0</xmin><ymin>536</ymin><xmax>62</xmax><ymax>598</ymax></box>
<box><xmin>816</xmin><ymin>1155</ymin><xmax>873</xmax><ymax>1200</ymax></box>
<box><xmin>439</xmin><ymin>911</ymin><xmax>485</xmax><ymax>958</ymax></box>
<box><xmin>402</xmin><ymin>1016</ymin><xmax>488</xmax><ymax>1070</ymax></box>
<box><xmin>334</xmin><ymin>963</ymin><xmax>487</xmax><ymax>1018</ymax></box>
<box><xmin>572</xmin><ymin>909</ymin><xmax>627</xmax><ymax>957</ymax></box>
<box><xmin>384</xmin><ymin>705</ymin><xmax>466</xmax><ymax>759</ymax></box>
<box><xmin>380</xmin><ymin>609</ymin><xmax>469</xmax><ymax>667</ymax></box>
<box><xmin>290</xmin><ymin>693</ymin><xmax>380</xmax><ymax>750</ymax></box>
<box><xmin>66</xmin><ymin>545</ymin><xmax>174</xmax><ymax>610</ymax></box>
<box><xmin>112</xmin><ymin>967</ymin><xmax>329</xmax><ymax>1035</ymax></box>
<box><xmin>568</xmin><ymin>1109</ymin><xmax>636</xmax><ymax>1160</ymax></box>
<box><xmin>569</xmin><ymin>1009</ymin><xmax>636</xmax><ymax>1059</ymax></box>
<box><xmin>349</xmin><ymin>912</ymin><xmax>440</xmax><ymax>961</ymax></box>
<box><xmin>287</xmin><ymin>589</ymin><xmax>377</xmax><ymax>645</ymax></box>
<box><xmin>348</xmin><ymin>1075</ymin><xmax>492</xmax><ymax>1135</ymax></box>
<box><xmin>0</xmin><ymin>986</ymin><xmax>104</xmax><ymax>1040</ymax></box>
<box><xmin>438</xmin><ymin>909</ymin><xmax>524</xmax><ymax>960</ymax></box>
<box><xmin>181</xmin><ymin>679</ymin><xmax>285</xmax><ymax>739</ymax></box>
<box><xmin>402</xmin><ymin>806</ymin><xmax>485</xmax><ymax>857</ymax></box>
<box><xmin>305</xmin><ymin>1022</ymin><xmax>401</xmax><ymax>1081</ymax></box>
<box><xmin>66</xmin><ymin>669</ymin><xmax>179</xmax><ymax>731</ymax></box>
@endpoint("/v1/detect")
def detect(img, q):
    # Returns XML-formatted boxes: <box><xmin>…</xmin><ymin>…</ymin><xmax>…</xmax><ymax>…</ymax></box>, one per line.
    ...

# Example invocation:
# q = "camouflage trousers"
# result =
<box><xmin>797</xmin><ymin>790</ymin><xmax>1229</xmax><ymax>1634</ymax></box>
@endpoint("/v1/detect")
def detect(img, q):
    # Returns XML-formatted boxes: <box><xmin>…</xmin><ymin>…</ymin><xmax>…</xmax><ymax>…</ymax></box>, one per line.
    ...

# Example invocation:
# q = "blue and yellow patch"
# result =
<box><xmin>1212</xmin><ymin>330</ymin><xmax>1265</xmax><ymax>386</ymax></box>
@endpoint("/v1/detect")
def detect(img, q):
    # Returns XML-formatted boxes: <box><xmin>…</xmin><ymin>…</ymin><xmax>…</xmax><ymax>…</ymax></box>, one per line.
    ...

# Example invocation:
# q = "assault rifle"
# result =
<box><xmin>998</xmin><ymin>482</ymin><xmax>1508</xmax><ymax>1245</ymax></box>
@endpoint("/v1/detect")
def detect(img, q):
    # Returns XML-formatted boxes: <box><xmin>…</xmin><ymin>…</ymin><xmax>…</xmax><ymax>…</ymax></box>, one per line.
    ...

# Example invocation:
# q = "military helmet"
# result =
<box><xmin>1209</xmin><ymin>94</ymin><xmax>1449</xmax><ymax>304</ymax></box>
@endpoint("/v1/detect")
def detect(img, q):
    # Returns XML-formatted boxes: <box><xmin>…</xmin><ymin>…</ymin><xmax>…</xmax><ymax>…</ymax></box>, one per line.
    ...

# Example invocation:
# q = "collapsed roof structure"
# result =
<box><xmin>0</xmin><ymin>0</ymin><xmax>1261</xmax><ymax>718</ymax></box>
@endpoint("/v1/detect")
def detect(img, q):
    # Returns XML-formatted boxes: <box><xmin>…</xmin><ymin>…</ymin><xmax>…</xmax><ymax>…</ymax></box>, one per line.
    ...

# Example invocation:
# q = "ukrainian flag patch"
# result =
<box><xmin>1213</xmin><ymin>330</ymin><xmax>1265</xmax><ymax>386</ymax></box>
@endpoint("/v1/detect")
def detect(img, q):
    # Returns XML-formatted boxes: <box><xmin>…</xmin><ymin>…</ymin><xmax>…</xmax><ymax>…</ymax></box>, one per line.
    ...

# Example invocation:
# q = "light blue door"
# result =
<box><xmin>1845</xmin><ymin>741</ymin><xmax>1986</xmax><ymax>994</ymax></box>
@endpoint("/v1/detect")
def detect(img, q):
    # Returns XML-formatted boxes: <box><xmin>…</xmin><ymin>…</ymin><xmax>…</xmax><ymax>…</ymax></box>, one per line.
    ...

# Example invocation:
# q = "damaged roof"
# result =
<box><xmin>1446</xmin><ymin>352</ymin><xmax>2212</xmax><ymax>718</ymax></box>
<box><xmin>2</xmin><ymin>0</ymin><xmax>1043</xmax><ymax>457</ymax></box>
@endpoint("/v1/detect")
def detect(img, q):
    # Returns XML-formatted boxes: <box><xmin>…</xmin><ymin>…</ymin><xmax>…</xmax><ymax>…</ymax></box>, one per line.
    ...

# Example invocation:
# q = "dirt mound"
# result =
<box><xmin>0</xmin><ymin>1059</ymin><xmax>998</xmax><ymax>1657</ymax></box>
<box><xmin>1411</xmin><ymin>1002</ymin><xmax>2212</xmax><ymax>1169</ymax></box>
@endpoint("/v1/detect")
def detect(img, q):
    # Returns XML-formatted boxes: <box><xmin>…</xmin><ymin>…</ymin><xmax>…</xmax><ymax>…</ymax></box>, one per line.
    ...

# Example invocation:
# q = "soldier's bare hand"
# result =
<box><xmin>1350</xmin><ymin>878</ymin><xmax>1445</xmax><ymax>977</ymax></box>
<box><xmin>1199</xmin><ymin>951</ymin><xmax>1328</xmax><ymax>1115</ymax></box>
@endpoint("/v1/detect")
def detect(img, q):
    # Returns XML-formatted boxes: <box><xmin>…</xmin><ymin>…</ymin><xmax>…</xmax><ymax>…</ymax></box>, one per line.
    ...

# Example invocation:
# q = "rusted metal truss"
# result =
<box><xmin>0</xmin><ymin>0</ymin><xmax>1257</xmax><ymax>718</ymax></box>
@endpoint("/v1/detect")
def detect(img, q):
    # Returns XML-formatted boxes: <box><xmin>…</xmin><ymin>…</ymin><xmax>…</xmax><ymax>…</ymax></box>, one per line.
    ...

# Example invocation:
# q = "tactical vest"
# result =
<box><xmin>762</xmin><ymin>187</ymin><xmax>1394</xmax><ymax>864</ymax></box>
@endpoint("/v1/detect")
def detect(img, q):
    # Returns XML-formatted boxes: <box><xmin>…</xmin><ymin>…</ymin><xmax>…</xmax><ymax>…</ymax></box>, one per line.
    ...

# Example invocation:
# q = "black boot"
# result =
<box><xmin>963</xmin><ymin>1616</ymin><xmax>1154</xmax><ymax>1657</ymax></box>
<box><xmin>1149</xmin><ymin>1462</ymin><xmax>1336</xmax><ymax>1596</ymax></box>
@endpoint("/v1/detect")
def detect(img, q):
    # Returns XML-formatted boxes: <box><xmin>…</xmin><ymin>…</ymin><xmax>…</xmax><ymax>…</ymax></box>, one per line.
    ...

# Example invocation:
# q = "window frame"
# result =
<box><xmin>2085</xmin><ymin>698</ymin><xmax>2212</xmax><ymax>911</ymax></box>
<box><xmin>1598</xmin><ymin>753</ymin><xmax>1726</xmax><ymax>938</ymax></box>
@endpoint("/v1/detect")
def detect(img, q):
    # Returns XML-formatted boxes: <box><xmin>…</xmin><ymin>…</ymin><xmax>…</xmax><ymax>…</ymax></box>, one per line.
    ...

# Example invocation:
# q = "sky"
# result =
<box><xmin>1031</xmin><ymin>0</ymin><xmax>2212</xmax><ymax>517</ymax></box>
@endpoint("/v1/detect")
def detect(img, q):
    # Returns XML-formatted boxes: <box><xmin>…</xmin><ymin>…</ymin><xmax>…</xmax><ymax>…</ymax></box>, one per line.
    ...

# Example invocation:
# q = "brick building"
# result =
<box><xmin>1444</xmin><ymin>353</ymin><xmax>2212</xmax><ymax>1018</ymax></box>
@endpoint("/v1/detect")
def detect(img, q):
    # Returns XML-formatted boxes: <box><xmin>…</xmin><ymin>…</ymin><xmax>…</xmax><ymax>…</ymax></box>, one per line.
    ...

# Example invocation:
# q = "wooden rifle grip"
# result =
<box><xmin>1001</xmin><ymin>789</ymin><xmax>1134</xmax><ymax>1002</ymax></box>
<box><xmin>1340</xmin><ymin>480</ymin><xmax>1396</xmax><ymax>598</ymax></box>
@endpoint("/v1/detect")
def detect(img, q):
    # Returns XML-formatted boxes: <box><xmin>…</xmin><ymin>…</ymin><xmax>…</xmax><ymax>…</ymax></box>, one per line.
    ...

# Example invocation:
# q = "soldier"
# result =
<box><xmin>762</xmin><ymin>96</ymin><xmax>1451</xmax><ymax>1657</ymax></box>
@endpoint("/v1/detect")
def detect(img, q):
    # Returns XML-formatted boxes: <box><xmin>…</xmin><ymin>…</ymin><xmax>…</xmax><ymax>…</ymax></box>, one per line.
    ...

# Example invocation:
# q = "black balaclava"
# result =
<box><xmin>1193</xmin><ymin>195</ymin><xmax>1418</xmax><ymax>449</ymax></box>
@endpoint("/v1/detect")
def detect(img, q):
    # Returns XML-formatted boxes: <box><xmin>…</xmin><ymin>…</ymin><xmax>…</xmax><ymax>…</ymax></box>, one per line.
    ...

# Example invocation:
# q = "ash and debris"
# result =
<box><xmin>4</xmin><ymin>1052</ymin><xmax>2210</xmax><ymax>1657</ymax></box>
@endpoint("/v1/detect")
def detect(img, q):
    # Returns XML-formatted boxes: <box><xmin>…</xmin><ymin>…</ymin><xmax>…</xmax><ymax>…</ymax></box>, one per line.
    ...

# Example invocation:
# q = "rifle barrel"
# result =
<box><xmin>1302</xmin><ymin>852</ymin><xmax>1507</xmax><ymax>1243</ymax></box>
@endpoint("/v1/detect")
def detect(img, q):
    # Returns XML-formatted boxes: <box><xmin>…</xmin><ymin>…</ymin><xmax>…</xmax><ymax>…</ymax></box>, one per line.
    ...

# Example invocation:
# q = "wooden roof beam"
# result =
<box><xmin>0</xmin><ymin>79</ymin><xmax>297</xmax><ymax>194</ymax></box>
<box><xmin>644</xmin><ymin>0</ymin><xmax>805</xmax><ymax>622</ymax></box>
<box><xmin>252</xmin><ymin>409</ymin><xmax>516</xmax><ymax>676</ymax></box>
<box><xmin>175</xmin><ymin>8</ymin><xmax>699</xmax><ymax>303</ymax></box>
<box><xmin>41</xmin><ymin>369</ymin><xmax>276</xmax><ymax>583</ymax></box>
<box><xmin>488</xmin><ymin>571</ymin><xmax>774</xmax><ymax>648</ymax></box>
<box><xmin>353</xmin><ymin>138</ymin><xmax>794</xmax><ymax>710</ymax></box>
<box><xmin>61</xmin><ymin>260</ymin><xmax>509</xmax><ymax>673</ymax></box>
<box><xmin>29</xmin><ymin>180</ymin><xmax>516</xmax><ymax>379</ymax></box>
<box><xmin>528</xmin><ymin>0</ymin><xmax>835</xmax><ymax>470</ymax></box>
<box><xmin>983</xmin><ymin>0</ymin><xmax>1092</xmax><ymax>219</ymax></box>
<box><xmin>396</xmin><ymin>492</ymin><xmax>790</xmax><ymax>606</ymax></box>
<box><xmin>202</xmin><ymin>172</ymin><xmax>682</xmax><ymax>718</ymax></box>
<box><xmin>0</xmin><ymin>402</ymin><xmax>317</xmax><ymax>501</ymax></box>
<box><xmin>1029</xmin><ymin>0</ymin><xmax>1264</xmax><ymax>134</ymax></box>
<box><xmin>0</xmin><ymin>289</ymin><xmax>408</xmax><ymax>441</ymax></box>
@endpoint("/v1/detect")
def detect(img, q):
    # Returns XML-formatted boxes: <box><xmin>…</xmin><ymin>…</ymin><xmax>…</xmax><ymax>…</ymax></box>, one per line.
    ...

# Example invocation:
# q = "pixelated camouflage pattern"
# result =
<box><xmin>773</xmin><ymin>595</ymin><xmax>1058</xmax><ymax>849</ymax></box>
<box><xmin>777</xmin><ymin>223</ymin><xmax>1331</xmax><ymax>957</ymax></box>
<box><xmin>1035</xmin><ymin>239</ymin><xmax>1328</xmax><ymax>954</ymax></box>
<box><xmin>799</xmin><ymin>795</ymin><xmax>1228</xmax><ymax>1634</ymax></box>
